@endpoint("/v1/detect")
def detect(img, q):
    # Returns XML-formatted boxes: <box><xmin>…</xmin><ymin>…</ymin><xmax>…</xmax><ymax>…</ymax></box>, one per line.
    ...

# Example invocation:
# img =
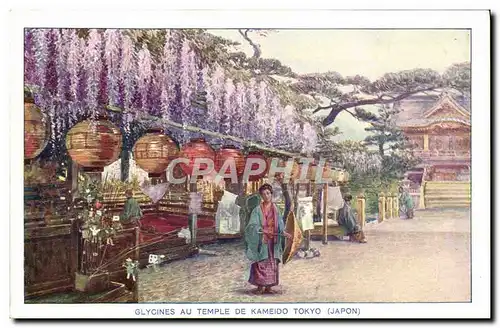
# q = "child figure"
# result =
<box><xmin>123</xmin><ymin>258</ymin><xmax>139</xmax><ymax>281</ymax></box>
<box><xmin>105</xmin><ymin>216</ymin><xmax>123</xmax><ymax>246</ymax></box>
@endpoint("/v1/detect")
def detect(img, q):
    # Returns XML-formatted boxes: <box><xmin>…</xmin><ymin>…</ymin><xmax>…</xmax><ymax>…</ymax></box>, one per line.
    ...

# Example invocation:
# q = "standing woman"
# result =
<box><xmin>245</xmin><ymin>183</ymin><xmax>292</xmax><ymax>294</ymax></box>
<box><xmin>398</xmin><ymin>186</ymin><xmax>415</xmax><ymax>219</ymax></box>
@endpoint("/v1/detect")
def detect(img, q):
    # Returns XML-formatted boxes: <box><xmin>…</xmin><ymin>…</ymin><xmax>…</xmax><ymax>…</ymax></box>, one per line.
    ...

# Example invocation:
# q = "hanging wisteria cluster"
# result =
<box><xmin>24</xmin><ymin>28</ymin><xmax>318</xmax><ymax>154</ymax></box>
<box><xmin>340</xmin><ymin>150</ymin><xmax>383</xmax><ymax>174</ymax></box>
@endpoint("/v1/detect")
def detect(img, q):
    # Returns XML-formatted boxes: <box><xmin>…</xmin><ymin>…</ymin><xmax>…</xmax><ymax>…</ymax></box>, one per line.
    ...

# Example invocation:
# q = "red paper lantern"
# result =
<box><xmin>65</xmin><ymin>117</ymin><xmax>122</xmax><ymax>172</ymax></box>
<box><xmin>307</xmin><ymin>163</ymin><xmax>318</xmax><ymax>181</ymax></box>
<box><xmin>179</xmin><ymin>138</ymin><xmax>215</xmax><ymax>177</ymax></box>
<box><xmin>322</xmin><ymin>163</ymin><xmax>332</xmax><ymax>180</ymax></box>
<box><xmin>245</xmin><ymin>151</ymin><xmax>268</xmax><ymax>181</ymax></box>
<box><xmin>24</xmin><ymin>99</ymin><xmax>49</xmax><ymax>160</ymax></box>
<box><xmin>266</xmin><ymin>157</ymin><xmax>299</xmax><ymax>180</ymax></box>
<box><xmin>133</xmin><ymin>129</ymin><xmax>179</xmax><ymax>178</ymax></box>
<box><xmin>306</xmin><ymin>162</ymin><xmax>331</xmax><ymax>181</ymax></box>
<box><xmin>291</xmin><ymin>160</ymin><xmax>301</xmax><ymax>180</ymax></box>
<box><xmin>215</xmin><ymin>145</ymin><xmax>245</xmax><ymax>177</ymax></box>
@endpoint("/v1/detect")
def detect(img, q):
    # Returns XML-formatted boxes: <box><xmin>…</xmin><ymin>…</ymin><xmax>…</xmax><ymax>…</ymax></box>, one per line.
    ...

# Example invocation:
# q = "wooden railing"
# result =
<box><xmin>377</xmin><ymin>192</ymin><xmax>400</xmax><ymax>222</ymax></box>
<box><xmin>412</xmin><ymin>149</ymin><xmax>471</xmax><ymax>160</ymax></box>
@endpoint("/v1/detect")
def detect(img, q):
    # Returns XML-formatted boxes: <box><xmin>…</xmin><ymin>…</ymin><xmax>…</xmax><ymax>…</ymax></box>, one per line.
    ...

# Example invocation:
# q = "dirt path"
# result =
<box><xmin>139</xmin><ymin>208</ymin><xmax>471</xmax><ymax>303</ymax></box>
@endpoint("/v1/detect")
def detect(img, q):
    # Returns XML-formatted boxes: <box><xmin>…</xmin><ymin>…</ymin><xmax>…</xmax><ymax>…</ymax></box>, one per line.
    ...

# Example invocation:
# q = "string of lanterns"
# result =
<box><xmin>24</xmin><ymin>96</ymin><xmax>349</xmax><ymax>183</ymax></box>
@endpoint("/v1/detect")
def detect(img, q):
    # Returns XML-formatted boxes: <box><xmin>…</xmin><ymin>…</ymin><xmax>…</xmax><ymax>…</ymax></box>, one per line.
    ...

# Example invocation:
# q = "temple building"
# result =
<box><xmin>394</xmin><ymin>91</ymin><xmax>471</xmax><ymax>208</ymax></box>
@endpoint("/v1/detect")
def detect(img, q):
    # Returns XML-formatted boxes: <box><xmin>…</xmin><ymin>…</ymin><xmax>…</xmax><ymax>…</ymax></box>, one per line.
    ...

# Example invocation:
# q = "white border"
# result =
<box><xmin>8</xmin><ymin>9</ymin><xmax>490</xmax><ymax>319</ymax></box>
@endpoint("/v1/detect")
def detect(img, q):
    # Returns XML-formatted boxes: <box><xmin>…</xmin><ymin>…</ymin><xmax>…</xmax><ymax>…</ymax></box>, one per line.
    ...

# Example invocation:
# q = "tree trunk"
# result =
<box><xmin>238</xmin><ymin>29</ymin><xmax>262</xmax><ymax>59</ymax></box>
<box><xmin>378</xmin><ymin>143</ymin><xmax>385</xmax><ymax>157</ymax></box>
<box><xmin>121</xmin><ymin>149</ymin><xmax>130</xmax><ymax>182</ymax></box>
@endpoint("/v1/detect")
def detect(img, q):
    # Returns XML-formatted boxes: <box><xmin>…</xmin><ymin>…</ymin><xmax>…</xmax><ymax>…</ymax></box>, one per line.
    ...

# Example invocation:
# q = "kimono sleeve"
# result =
<box><xmin>244</xmin><ymin>207</ymin><xmax>262</xmax><ymax>262</ymax></box>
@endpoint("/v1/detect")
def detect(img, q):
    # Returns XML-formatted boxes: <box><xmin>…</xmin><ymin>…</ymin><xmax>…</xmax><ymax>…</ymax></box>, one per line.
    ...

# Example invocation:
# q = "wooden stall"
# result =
<box><xmin>24</xmin><ymin>181</ymin><xmax>137</xmax><ymax>303</ymax></box>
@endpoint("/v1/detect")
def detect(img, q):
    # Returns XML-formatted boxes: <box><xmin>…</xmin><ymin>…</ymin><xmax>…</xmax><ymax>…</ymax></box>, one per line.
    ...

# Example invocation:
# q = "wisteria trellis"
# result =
<box><xmin>24</xmin><ymin>28</ymin><xmax>318</xmax><ymax>155</ymax></box>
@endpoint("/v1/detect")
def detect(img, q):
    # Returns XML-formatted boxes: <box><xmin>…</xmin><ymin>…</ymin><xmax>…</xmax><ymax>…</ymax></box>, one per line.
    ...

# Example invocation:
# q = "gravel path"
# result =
<box><xmin>138</xmin><ymin>208</ymin><xmax>471</xmax><ymax>303</ymax></box>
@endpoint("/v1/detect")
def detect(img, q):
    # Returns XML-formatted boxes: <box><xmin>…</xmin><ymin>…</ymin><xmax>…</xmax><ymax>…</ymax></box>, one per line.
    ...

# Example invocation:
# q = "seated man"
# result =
<box><xmin>120</xmin><ymin>189</ymin><xmax>143</xmax><ymax>228</ymax></box>
<box><xmin>338</xmin><ymin>194</ymin><xmax>367</xmax><ymax>243</ymax></box>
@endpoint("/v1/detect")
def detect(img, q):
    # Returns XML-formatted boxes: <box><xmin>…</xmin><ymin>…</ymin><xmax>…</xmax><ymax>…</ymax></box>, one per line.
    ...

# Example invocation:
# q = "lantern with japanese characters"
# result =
<box><xmin>330</xmin><ymin>169</ymin><xmax>340</xmax><ymax>182</ymax></box>
<box><xmin>307</xmin><ymin>163</ymin><xmax>318</xmax><ymax>181</ymax></box>
<box><xmin>133</xmin><ymin>129</ymin><xmax>179</xmax><ymax>178</ymax></box>
<box><xmin>338</xmin><ymin>170</ymin><xmax>346</xmax><ymax>183</ymax></box>
<box><xmin>179</xmin><ymin>138</ymin><xmax>215</xmax><ymax>177</ymax></box>
<box><xmin>24</xmin><ymin>98</ymin><xmax>49</xmax><ymax>160</ymax></box>
<box><xmin>269</xmin><ymin>157</ymin><xmax>300</xmax><ymax>180</ymax></box>
<box><xmin>65</xmin><ymin>118</ymin><xmax>122</xmax><ymax>172</ymax></box>
<box><xmin>322</xmin><ymin>163</ymin><xmax>332</xmax><ymax>180</ymax></box>
<box><xmin>215</xmin><ymin>145</ymin><xmax>245</xmax><ymax>177</ymax></box>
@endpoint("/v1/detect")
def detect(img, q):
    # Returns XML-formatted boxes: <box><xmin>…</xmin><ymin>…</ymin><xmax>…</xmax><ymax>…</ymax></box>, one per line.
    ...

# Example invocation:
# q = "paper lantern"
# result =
<box><xmin>65</xmin><ymin>118</ymin><xmax>122</xmax><ymax>172</ymax></box>
<box><xmin>330</xmin><ymin>169</ymin><xmax>340</xmax><ymax>182</ymax></box>
<box><xmin>133</xmin><ymin>129</ymin><xmax>179</xmax><ymax>178</ymax></box>
<box><xmin>338</xmin><ymin>170</ymin><xmax>346</xmax><ymax>182</ymax></box>
<box><xmin>269</xmin><ymin>158</ymin><xmax>300</xmax><ymax>180</ymax></box>
<box><xmin>307</xmin><ymin>163</ymin><xmax>318</xmax><ymax>181</ymax></box>
<box><xmin>215</xmin><ymin>145</ymin><xmax>245</xmax><ymax>177</ymax></box>
<box><xmin>322</xmin><ymin>164</ymin><xmax>332</xmax><ymax>180</ymax></box>
<box><xmin>24</xmin><ymin>99</ymin><xmax>49</xmax><ymax>160</ymax></box>
<box><xmin>179</xmin><ymin>138</ymin><xmax>215</xmax><ymax>177</ymax></box>
<box><xmin>245</xmin><ymin>151</ymin><xmax>268</xmax><ymax>181</ymax></box>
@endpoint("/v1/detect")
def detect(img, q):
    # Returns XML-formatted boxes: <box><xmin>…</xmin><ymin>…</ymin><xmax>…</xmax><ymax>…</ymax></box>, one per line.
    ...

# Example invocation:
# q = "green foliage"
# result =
<box><xmin>361</xmin><ymin>104</ymin><xmax>404</xmax><ymax>156</ymax></box>
<box><xmin>442</xmin><ymin>62</ymin><xmax>471</xmax><ymax>95</ymax></box>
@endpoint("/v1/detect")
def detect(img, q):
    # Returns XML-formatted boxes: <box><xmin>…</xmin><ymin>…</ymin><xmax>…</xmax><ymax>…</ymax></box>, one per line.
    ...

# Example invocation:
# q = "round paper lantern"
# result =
<box><xmin>65</xmin><ymin>118</ymin><xmax>122</xmax><ymax>172</ymax></box>
<box><xmin>270</xmin><ymin>158</ymin><xmax>300</xmax><ymax>180</ymax></box>
<box><xmin>245</xmin><ymin>150</ymin><xmax>268</xmax><ymax>181</ymax></box>
<box><xmin>266</xmin><ymin>157</ymin><xmax>282</xmax><ymax>178</ymax></box>
<box><xmin>338</xmin><ymin>170</ymin><xmax>346</xmax><ymax>182</ymax></box>
<box><xmin>330</xmin><ymin>169</ymin><xmax>340</xmax><ymax>182</ymax></box>
<box><xmin>215</xmin><ymin>145</ymin><xmax>245</xmax><ymax>177</ymax></box>
<box><xmin>24</xmin><ymin>99</ymin><xmax>49</xmax><ymax>160</ymax></box>
<box><xmin>133</xmin><ymin>129</ymin><xmax>179</xmax><ymax>178</ymax></box>
<box><xmin>179</xmin><ymin>138</ymin><xmax>215</xmax><ymax>177</ymax></box>
<box><xmin>322</xmin><ymin>164</ymin><xmax>332</xmax><ymax>180</ymax></box>
<box><xmin>290</xmin><ymin>160</ymin><xmax>301</xmax><ymax>180</ymax></box>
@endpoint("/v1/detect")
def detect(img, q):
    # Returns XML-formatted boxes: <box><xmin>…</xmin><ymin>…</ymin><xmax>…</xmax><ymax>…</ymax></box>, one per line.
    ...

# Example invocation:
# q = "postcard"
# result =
<box><xmin>9</xmin><ymin>9</ymin><xmax>490</xmax><ymax>319</ymax></box>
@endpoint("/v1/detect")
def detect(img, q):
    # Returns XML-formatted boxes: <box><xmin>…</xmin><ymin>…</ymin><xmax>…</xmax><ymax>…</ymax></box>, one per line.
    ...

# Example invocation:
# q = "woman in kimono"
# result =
<box><xmin>398</xmin><ymin>186</ymin><xmax>414</xmax><ymax>219</ymax></box>
<box><xmin>338</xmin><ymin>194</ymin><xmax>367</xmax><ymax>243</ymax></box>
<box><xmin>245</xmin><ymin>184</ymin><xmax>292</xmax><ymax>294</ymax></box>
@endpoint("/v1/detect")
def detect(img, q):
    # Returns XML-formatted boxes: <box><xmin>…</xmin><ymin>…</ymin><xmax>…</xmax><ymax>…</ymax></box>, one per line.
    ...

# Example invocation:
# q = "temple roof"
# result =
<box><xmin>394</xmin><ymin>91</ymin><xmax>470</xmax><ymax>128</ymax></box>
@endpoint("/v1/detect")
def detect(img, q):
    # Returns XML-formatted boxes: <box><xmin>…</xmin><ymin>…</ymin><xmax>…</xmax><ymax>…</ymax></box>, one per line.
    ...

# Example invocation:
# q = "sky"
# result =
<box><xmin>208</xmin><ymin>29</ymin><xmax>470</xmax><ymax>141</ymax></box>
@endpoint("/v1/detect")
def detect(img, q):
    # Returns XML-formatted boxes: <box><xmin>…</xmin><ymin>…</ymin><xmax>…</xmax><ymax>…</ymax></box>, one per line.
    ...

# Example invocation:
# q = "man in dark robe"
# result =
<box><xmin>338</xmin><ymin>194</ymin><xmax>367</xmax><ymax>243</ymax></box>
